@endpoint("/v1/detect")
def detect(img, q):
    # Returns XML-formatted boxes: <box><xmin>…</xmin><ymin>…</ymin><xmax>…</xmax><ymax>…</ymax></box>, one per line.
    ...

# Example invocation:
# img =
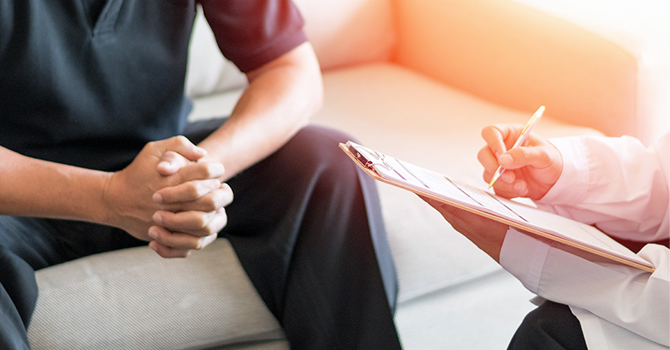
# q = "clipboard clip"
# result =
<box><xmin>345</xmin><ymin>141</ymin><xmax>407</xmax><ymax>181</ymax></box>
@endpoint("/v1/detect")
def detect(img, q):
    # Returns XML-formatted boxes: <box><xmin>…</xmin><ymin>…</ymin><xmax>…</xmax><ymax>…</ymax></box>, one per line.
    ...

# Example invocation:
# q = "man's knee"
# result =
<box><xmin>282</xmin><ymin>125</ymin><xmax>362</xmax><ymax>184</ymax></box>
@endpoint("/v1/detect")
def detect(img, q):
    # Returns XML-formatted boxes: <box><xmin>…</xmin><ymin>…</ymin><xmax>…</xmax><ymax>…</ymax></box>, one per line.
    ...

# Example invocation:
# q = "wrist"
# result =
<box><xmin>99</xmin><ymin>171</ymin><xmax>125</xmax><ymax>228</ymax></box>
<box><xmin>536</xmin><ymin>137</ymin><xmax>586</xmax><ymax>204</ymax></box>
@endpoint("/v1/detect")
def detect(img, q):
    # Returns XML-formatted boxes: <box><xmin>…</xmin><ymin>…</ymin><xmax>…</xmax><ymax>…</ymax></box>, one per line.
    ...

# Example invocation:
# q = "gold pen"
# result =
<box><xmin>488</xmin><ymin>106</ymin><xmax>545</xmax><ymax>189</ymax></box>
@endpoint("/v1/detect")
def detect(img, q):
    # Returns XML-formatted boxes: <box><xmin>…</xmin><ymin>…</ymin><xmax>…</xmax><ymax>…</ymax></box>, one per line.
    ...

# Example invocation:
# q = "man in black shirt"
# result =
<box><xmin>0</xmin><ymin>0</ymin><xmax>401</xmax><ymax>348</ymax></box>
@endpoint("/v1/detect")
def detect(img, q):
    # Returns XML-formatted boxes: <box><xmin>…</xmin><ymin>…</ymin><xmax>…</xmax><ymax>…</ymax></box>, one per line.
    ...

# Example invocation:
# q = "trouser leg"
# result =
<box><xmin>185</xmin><ymin>122</ymin><xmax>401</xmax><ymax>349</ymax></box>
<box><xmin>0</xmin><ymin>215</ymin><xmax>144</xmax><ymax>350</ymax></box>
<box><xmin>507</xmin><ymin>300</ymin><xmax>588</xmax><ymax>350</ymax></box>
<box><xmin>0</xmin><ymin>217</ymin><xmax>65</xmax><ymax>350</ymax></box>
<box><xmin>0</xmin><ymin>247</ymin><xmax>37</xmax><ymax>350</ymax></box>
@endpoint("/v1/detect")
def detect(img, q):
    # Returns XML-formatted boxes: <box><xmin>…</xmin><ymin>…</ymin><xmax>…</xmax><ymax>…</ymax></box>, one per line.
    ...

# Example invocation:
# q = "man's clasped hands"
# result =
<box><xmin>102</xmin><ymin>136</ymin><xmax>233</xmax><ymax>258</ymax></box>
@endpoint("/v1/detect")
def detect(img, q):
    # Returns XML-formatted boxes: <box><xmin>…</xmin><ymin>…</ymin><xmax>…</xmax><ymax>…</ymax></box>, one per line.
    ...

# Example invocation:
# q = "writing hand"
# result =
<box><xmin>477</xmin><ymin>124</ymin><xmax>563</xmax><ymax>200</ymax></box>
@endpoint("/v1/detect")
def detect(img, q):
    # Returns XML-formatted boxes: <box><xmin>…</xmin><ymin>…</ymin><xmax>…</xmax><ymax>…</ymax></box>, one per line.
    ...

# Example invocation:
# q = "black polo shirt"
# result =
<box><xmin>0</xmin><ymin>0</ymin><xmax>307</xmax><ymax>171</ymax></box>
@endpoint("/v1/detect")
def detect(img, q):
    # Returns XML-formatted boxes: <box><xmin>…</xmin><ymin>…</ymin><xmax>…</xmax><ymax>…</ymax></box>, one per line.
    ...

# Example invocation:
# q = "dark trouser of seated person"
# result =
<box><xmin>507</xmin><ymin>300</ymin><xmax>587</xmax><ymax>350</ymax></box>
<box><xmin>1</xmin><ymin>0</ymin><xmax>402</xmax><ymax>347</ymax></box>
<box><xmin>187</xmin><ymin>120</ymin><xmax>402</xmax><ymax>349</ymax></box>
<box><xmin>0</xmin><ymin>122</ymin><xmax>402</xmax><ymax>350</ymax></box>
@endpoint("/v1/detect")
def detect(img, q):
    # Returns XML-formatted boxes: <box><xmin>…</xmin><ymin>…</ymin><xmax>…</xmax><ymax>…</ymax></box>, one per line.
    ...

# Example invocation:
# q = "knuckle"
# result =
<box><xmin>199</xmin><ymin>217</ymin><xmax>223</xmax><ymax>237</ymax></box>
<box><xmin>202</xmin><ymin>196</ymin><xmax>218</xmax><ymax>211</ymax></box>
<box><xmin>174</xmin><ymin>135</ymin><xmax>189</xmax><ymax>145</ymax></box>
<box><xmin>200</xmin><ymin>224</ymin><xmax>215</xmax><ymax>236</ymax></box>
<box><xmin>538</xmin><ymin>149</ymin><xmax>552</xmax><ymax>166</ymax></box>
<box><xmin>202</xmin><ymin>163</ymin><xmax>217</xmax><ymax>178</ymax></box>
<box><xmin>186</xmin><ymin>182</ymin><xmax>202</xmax><ymax>199</ymax></box>
<box><xmin>221</xmin><ymin>184</ymin><xmax>234</xmax><ymax>205</ymax></box>
<box><xmin>481</xmin><ymin>125</ymin><xmax>497</xmax><ymax>140</ymax></box>
<box><xmin>220</xmin><ymin>214</ymin><xmax>228</xmax><ymax>229</ymax></box>
<box><xmin>195</xmin><ymin>215</ymin><xmax>209</xmax><ymax>230</ymax></box>
<box><xmin>476</xmin><ymin>148</ymin><xmax>486</xmax><ymax>162</ymax></box>
<box><xmin>162</xmin><ymin>151</ymin><xmax>177</xmax><ymax>161</ymax></box>
<box><xmin>217</xmin><ymin>210</ymin><xmax>228</xmax><ymax>229</ymax></box>
<box><xmin>190</xmin><ymin>163</ymin><xmax>209</xmax><ymax>178</ymax></box>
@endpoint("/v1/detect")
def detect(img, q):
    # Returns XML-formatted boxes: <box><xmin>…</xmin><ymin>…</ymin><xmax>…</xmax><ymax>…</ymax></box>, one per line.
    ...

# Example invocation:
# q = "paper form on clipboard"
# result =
<box><xmin>340</xmin><ymin>141</ymin><xmax>655</xmax><ymax>273</ymax></box>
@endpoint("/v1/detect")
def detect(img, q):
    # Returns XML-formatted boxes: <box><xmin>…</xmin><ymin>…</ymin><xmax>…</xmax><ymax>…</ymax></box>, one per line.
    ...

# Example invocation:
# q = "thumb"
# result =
<box><xmin>160</xmin><ymin>136</ymin><xmax>207</xmax><ymax>161</ymax></box>
<box><xmin>155</xmin><ymin>136</ymin><xmax>207</xmax><ymax>175</ymax></box>
<box><xmin>157</xmin><ymin>151</ymin><xmax>192</xmax><ymax>176</ymax></box>
<box><xmin>499</xmin><ymin>146</ymin><xmax>553</xmax><ymax>170</ymax></box>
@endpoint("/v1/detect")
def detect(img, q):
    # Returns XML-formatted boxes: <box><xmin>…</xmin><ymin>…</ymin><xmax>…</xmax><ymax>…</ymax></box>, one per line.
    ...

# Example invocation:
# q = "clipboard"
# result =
<box><xmin>340</xmin><ymin>141</ymin><xmax>655</xmax><ymax>273</ymax></box>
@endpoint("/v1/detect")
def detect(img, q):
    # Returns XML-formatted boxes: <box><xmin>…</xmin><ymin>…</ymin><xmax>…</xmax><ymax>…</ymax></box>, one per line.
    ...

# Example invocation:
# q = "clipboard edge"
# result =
<box><xmin>339</xmin><ymin>143</ymin><xmax>655</xmax><ymax>273</ymax></box>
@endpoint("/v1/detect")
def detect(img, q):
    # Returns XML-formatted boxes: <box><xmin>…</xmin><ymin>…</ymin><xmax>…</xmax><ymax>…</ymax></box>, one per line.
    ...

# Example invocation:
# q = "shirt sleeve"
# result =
<box><xmin>197</xmin><ymin>0</ymin><xmax>308</xmax><ymax>73</ymax></box>
<box><xmin>500</xmin><ymin>227</ymin><xmax>670</xmax><ymax>346</ymax></box>
<box><xmin>535</xmin><ymin>134</ymin><xmax>669</xmax><ymax>242</ymax></box>
<box><xmin>500</xmin><ymin>132</ymin><xmax>670</xmax><ymax>345</ymax></box>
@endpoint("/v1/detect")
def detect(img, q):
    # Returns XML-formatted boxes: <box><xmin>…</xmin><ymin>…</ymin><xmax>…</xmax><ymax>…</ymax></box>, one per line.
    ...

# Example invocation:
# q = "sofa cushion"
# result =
<box><xmin>28</xmin><ymin>239</ymin><xmax>287</xmax><ymax>350</ymax></box>
<box><xmin>309</xmin><ymin>63</ymin><xmax>603</xmax><ymax>302</ymax></box>
<box><xmin>185</xmin><ymin>0</ymin><xmax>395</xmax><ymax>98</ymax></box>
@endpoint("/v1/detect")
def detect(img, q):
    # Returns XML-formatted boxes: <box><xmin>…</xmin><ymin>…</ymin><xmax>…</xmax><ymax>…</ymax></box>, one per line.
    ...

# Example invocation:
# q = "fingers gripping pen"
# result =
<box><xmin>488</xmin><ymin>106</ymin><xmax>545</xmax><ymax>189</ymax></box>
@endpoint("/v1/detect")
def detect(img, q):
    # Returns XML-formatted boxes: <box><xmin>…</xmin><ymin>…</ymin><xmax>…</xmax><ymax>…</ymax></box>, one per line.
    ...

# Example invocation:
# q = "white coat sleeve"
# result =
<box><xmin>499</xmin><ymin>133</ymin><xmax>670</xmax><ymax>346</ymax></box>
<box><xmin>535</xmin><ymin>134</ymin><xmax>669</xmax><ymax>242</ymax></box>
<box><xmin>501</xmin><ymin>228</ymin><xmax>669</xmax><ymax>346</ymax></box>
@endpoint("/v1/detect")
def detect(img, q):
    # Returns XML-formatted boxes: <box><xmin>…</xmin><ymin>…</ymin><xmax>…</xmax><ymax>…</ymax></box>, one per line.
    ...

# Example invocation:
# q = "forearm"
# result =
<box><xmin>197</xmin><ymin>42</ymin><xmax>323</xmax><ymax>179</ymax></box>
<box><xmin>0</xmin><ymin>146</ymin><xmax>111</xmax><ymax>224</ymax></box>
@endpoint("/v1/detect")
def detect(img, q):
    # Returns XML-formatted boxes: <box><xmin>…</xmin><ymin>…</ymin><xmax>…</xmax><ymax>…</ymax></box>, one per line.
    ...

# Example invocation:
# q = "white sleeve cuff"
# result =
<box><xmin>499</xmin><ymin>227</ymin><xmax>550</xmax><ymax>294</ymax></box>
<box><xmin>536</xmin><ymin>137</ymin><xmax>589</xmax><ymax>205</ymax></box>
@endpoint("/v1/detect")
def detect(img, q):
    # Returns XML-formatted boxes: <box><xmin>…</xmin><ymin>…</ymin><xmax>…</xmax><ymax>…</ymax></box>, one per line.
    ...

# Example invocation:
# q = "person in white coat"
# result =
<box><xmin>425</xmin><ymin>124</ymin><xmax>669</xmax><ymax>349</ymax></box>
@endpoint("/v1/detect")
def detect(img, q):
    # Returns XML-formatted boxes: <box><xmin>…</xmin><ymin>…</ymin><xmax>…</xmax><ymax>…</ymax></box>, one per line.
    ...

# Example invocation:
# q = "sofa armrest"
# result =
<box><xmin>394</xmin><ymin>0</ymin><xmax>642</xmax><ymax>139</ymax></box>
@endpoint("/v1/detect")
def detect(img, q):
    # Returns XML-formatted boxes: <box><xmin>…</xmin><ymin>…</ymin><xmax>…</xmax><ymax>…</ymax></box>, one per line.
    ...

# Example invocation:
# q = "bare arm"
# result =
<box><xmin>0</xmin><ymin>145</ymin><xmax>114</xmax><ymax>223</ymax></box>
<box><xmin>144</xmin><ymin>43</ymin><xmax>322</xmax><ymax>257</ymax></box>
<box><xmin>196</xmin><ymin>42</ymin><xmax>323</xmax><ymax>178</ymax></box>
<box><xmin>0</xmin><ymin>138</ymin><xmax>231</xmax><ymax>258</ymax></box>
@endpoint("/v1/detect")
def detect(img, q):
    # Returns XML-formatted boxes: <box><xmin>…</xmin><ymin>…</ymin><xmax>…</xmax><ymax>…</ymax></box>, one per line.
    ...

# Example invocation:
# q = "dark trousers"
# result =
<box><xmin>0</xmin><ymin>123</ymin><xmax>401</xmax><ymax>350</ymax></box>
<box><xmin>508</xmin><ymin>300</ymin><xmax>588</xmax><ymax>350</ymax></box>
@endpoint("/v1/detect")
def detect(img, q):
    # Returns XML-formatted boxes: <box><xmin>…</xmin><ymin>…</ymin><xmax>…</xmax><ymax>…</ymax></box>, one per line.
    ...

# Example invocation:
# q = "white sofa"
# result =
<box><xmin>27</xmin><ymin>0</ymin><xmax>670</xmax><ymax>349</ymax></box>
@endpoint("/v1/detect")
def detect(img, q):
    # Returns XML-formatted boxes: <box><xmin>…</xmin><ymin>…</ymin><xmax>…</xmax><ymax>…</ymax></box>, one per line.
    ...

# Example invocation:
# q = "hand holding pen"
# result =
<box><xmin>478</xmin><ymin>106</ymin><xmax>564</xmax><ymax>200</ymax></box>
<box><xmin>489</xmin><ymin>106</ymin><xmax>545</xmax><ymax>188</ymax></box>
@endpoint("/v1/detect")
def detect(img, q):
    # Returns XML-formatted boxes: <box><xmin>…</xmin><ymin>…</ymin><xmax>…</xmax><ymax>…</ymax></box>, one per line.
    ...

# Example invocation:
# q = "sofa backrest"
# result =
<box><xmin>393</xmin><ymin>0</ymin><xmax>669</xmax><ymax>143</ymax></box>
<box><xmin>394</xmin><ymin>0</ymin><xmax>639</xmax><ymax>140</ymax></box>
<box><xmin>185</xmin><ymin>0</ymin><xmax>396</xmax><ymax>98</ymax></box>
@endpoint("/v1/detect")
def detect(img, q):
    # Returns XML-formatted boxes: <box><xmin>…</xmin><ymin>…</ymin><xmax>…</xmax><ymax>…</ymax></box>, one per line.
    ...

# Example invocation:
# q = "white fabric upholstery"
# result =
<box><xmin>185</xmin><ymin>6</ymin><xmax>248</xmax><ymax>98</ymax></box>
<box><xmin>28</xmin><ymin>240</ymin><xmax>287</xmax><ymax>350</ymax></box>
<box><xmin>293</xmin><ymin>0</ymin><xmax>395</xmax><ymax>70</ymax></box>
